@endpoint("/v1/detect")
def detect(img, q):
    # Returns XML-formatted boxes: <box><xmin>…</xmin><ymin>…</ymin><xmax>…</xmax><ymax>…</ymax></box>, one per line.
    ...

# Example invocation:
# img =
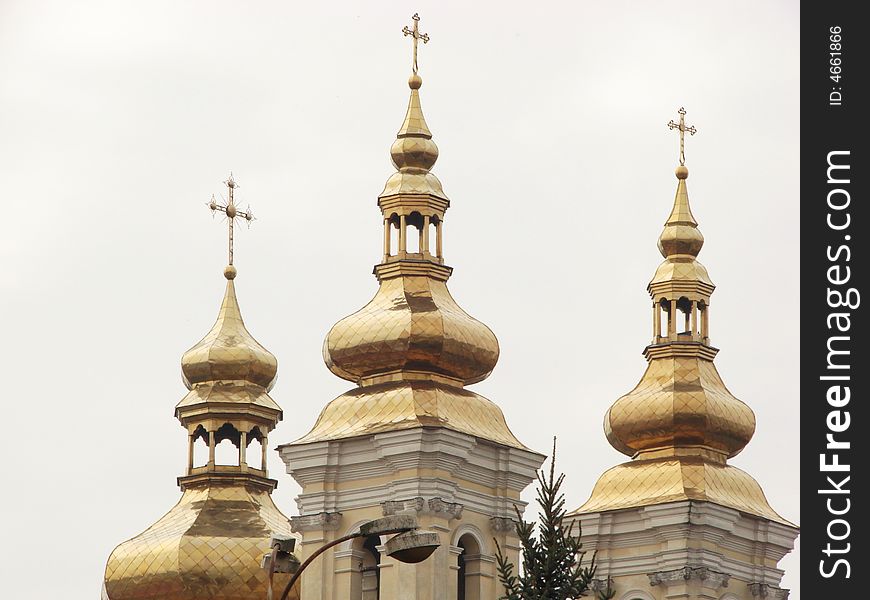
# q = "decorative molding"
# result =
<box><xmin>429</xmin><ymin>497</ymin><xmax>464</xmax><ymax>519</ymax></box>
<box><xmin>382</xmin><ymin>497</ymin><xmax>426</xmax><ymax>514</ymax></box>
<box><xmin>647</xmin><ymin>566</ymin><xmax>730</xmax><ymax>589</ymax></box>
<box><xmin>748</xmin><ymin>583</ymin><xmax>790</xmax><ymax>599</ymax></box>
<box><xmin>490</xmin><ymin>516</ymin><xmax>518</xmax><ymax>534</ymax></box>
<box><xmin>573</xmin><ymin>501</ymin><xmax>797</xmax><ymax>585</ymax></box>
<box><xmin>381</xmin><ymin>497</ymin><xmax>463</xmax><ymax>520</ymax></box>
<box><xmin>290</xmin><ymin>511</ymin><xmax>342</xmax><ymax>532</ymax></box>
<box><xmin>589</xmin><ymin>577</ymin><xmax>614</xmax><ymax>593</ymax></box>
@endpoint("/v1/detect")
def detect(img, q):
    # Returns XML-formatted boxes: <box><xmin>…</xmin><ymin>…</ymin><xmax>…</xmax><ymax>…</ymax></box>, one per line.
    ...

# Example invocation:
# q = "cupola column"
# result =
<box><xmin>383</xmin><ymin>217</ymin><xmax>391</xmax><ymax>261</ymax></box>
<box><xmin>187</xmin><ymin>434</ymin><xmax>195</xmax><ymax>473</ymax></box>
<box><xmin>261</xmin><ymin>436</ymin><xmax>268</xmax><ymax>475</ymax></box>
<box><xmin>423</xmin><ymin>215</ymin><xmax>431</xmax><ymax>253</ymax></box>
<box><xmin>399</xmin><ymin>215</ymin><xmax>407</xmax><ymax>253</ymax></box>
<box><xmin>208</xmin><ymin>429</ymin><xmax>216</xmax><ymax>467</ymax></box>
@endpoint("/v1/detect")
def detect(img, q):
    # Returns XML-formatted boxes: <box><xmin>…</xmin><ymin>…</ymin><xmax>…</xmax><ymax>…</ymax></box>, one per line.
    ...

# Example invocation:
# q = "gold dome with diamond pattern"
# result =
<box><xmin>103</xmin><ymin>179</ymin><xmax>298</xmax><ymax>600</ymax></box>
<box><xmin>322</xmin><ymin>71</ymin><xmax>500</xmax><ymax>390</ymax></box>
<box><xmin>299</xmin><ymin>63</ymin><xmax>523</xmax><ymax>450</ymax></box>
<box><xmin>572</xmin><ymin>112</ymin><xmax>790</xmax><ymax>525</ymax></box>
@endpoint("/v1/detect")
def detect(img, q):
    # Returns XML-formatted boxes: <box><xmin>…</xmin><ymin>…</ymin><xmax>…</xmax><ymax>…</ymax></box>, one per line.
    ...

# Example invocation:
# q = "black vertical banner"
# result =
<box><xmin>802</xmin><ymin>3</ymin><xmax>868</xmax><ymax>597</ymax></box>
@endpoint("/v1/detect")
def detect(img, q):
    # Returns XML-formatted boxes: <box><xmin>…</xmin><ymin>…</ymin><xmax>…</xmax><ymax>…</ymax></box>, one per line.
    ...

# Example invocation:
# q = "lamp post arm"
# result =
<box><xmin>276</xmin><ymin>518</ymin><xmax>418</xmax><ymax>600</ymax></box>
<box><xmin>278</xmin><ymin>531</ymin><xmax>361</xmax><ymax>600</ymax></box>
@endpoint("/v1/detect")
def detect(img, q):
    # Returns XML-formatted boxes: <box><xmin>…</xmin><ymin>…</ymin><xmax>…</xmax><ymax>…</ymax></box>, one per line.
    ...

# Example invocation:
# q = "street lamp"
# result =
<box><xmin>264</xmin><ymin>514</ymin><xmax>440</xmax><ymax>600</ymax></box>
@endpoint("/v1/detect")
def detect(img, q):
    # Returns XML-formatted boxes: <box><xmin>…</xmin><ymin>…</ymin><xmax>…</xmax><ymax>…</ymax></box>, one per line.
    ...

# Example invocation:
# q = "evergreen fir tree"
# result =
<box><xmin>495</xmin><ymin>440</ymin><xmax>614</xmax><ymax>600</ymax></box>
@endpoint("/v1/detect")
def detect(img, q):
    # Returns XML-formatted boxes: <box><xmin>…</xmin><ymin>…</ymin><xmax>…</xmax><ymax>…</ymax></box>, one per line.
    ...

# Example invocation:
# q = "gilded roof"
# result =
<box><xmin>292</xmin><ymin>380</ymin><xmax>528</xmax><ymax>450</ymax></box>
<box><xmin>574</xmin><ymin>455</ymin><xmax>793</xmax><ymax>526</ymax></box>
<box><xmin>104</xmin><ymin>482</ymin><xmax>299</xmax><ymax>600</ymax></box>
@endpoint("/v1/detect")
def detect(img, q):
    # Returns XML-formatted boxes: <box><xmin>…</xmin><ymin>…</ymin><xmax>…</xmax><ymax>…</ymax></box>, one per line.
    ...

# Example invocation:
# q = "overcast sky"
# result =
<box><xmin>0</xmin><ymin>1</ymin><xmax>800</xmax><ymax>598</ymax></box>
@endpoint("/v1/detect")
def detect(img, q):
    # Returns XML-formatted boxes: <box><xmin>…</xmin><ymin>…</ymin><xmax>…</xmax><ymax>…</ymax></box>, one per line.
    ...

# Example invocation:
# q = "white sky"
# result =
<box><xmin>0</xmin><ymin>1</ymin><xmax>800</xmax><ymax>598</ymax></box>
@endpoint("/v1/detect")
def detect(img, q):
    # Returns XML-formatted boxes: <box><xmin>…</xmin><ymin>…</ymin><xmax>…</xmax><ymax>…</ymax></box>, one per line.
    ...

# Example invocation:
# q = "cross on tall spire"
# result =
<box><xmin>207</xmin><ymin>173</ymin><xmax>255</xmax><ymax>270</ymax></box>
<box><xmin>402</xmin><ymin>13</ymin><xmax>429</xmax><ymax>74</ymax></box>
<box><xmin>667</xmin><ymin>107</ymin><xmax>697</xmax><ymax>166</ymax></box>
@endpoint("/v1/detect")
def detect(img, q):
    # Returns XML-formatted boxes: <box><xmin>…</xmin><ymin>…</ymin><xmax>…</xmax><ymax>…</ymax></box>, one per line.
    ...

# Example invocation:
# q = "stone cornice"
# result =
<box><xmin>748</xmin><ymin>583</ymin><xmax>790</xmax><ymax>599</ymax></box>
<box><xmin>382</xmin><ymin>497</ymin><xmax>464</xmax><ymax>521</ymax></box>
<box><xmin>290</xmin><ymin>512</ymin><xmax>342</xmax><ymax>532</ymax></box>
<box><xmin>572</xmin><ymin>501</ymin><xmax>797</xmax><ymax>585</ymax></box>
<box><xmin>648</xmin><ymin>566</ymin><xmax>730</xmax><ymax>589</ymax></box>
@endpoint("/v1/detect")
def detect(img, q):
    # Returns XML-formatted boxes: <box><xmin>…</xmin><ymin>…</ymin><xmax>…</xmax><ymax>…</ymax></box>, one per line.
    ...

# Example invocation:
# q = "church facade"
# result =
<box><xmin>102</xmin><ymin>15</ymin><xmax>796</xmax><ymax>600</ymax></box>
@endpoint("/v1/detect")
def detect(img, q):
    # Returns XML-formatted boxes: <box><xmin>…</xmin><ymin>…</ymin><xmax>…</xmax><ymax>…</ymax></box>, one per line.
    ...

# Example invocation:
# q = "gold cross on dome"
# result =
<box><xmin>206</xmin><ymin>173</ymin><xmax>255</xmax><ymax>266</ymax></box>
<box><xmin>402</xmin><ymin>13</ymin><xmax>429</xmax><ymax>74</ymax></box>
<box><xmin>667</xmin><ymin>107</ymin><xmax>697</xmax><ymax>166</ymax></box>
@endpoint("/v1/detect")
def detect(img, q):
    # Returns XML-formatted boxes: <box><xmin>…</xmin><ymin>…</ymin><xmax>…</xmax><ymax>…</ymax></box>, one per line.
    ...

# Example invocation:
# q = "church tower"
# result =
<box><xmin>568</xmin><ymin>110</ymin><xmax>798</xmax><ymax>600</ymax></box>
<box><xmin>278</xmin><ymin>15</ymin><xmax>544</xmax><ymax>600</ymax></box>
<box><xmin>103</xmin><ymin>176</ymin><xmax>298</xmax><ymax>600</ymax></box>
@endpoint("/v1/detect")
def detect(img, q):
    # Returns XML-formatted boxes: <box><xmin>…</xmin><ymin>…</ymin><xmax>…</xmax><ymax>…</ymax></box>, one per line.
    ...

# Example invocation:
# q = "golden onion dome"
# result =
<box><xmin>181</xmin><ymin>271</ymin><xmax>278</xmax><ymax>391</ymax></box>
<box><xmin>657</xmin><ymin>166</ymin><xmax>705</xmax><ymax>259</ymax></box>
<box><xmin>324</xmin><ymin>272</ymin><xmax>499</xmax><ymax>386</ymax></box>
<box><xmin>603</xmin><ymin>355</ymin><xmax>756</xmax><ymax>459</ymax></box>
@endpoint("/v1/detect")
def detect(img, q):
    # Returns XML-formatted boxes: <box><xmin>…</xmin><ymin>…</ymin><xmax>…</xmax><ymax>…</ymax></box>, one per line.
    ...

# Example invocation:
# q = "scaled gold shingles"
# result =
<box><xmin>572</xmin><ymin>116</ymin><xmax>792</xmax><ymax>526</ymax></box>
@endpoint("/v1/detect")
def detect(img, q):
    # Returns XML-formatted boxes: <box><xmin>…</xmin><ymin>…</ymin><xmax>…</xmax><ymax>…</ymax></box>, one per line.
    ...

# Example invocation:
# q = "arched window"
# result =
<box><xmin>360</xmin><ymin>535</ymin><xmax>381</xmax><ymax>600</ymax></box>
<box><xmin>456</xmin><ymin>533</ymin><xmax>482</xmax><ymax>600</ymax></box>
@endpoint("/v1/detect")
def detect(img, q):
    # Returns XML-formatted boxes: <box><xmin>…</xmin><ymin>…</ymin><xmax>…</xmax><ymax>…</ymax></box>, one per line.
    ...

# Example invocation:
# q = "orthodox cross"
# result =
<box><xmin>207</xmin><ymin>173</ymin><xmax>254</xmax><ymax>266</ymax></box>
<box><xmin>667</xmin><ymin>107</ymin><xmax>697</xmax><ymax>166</ymax></box>
<box><xmin>402</xmin><ymin>13</ymin><xmax>429</xmax><ymax>74</ymax></box>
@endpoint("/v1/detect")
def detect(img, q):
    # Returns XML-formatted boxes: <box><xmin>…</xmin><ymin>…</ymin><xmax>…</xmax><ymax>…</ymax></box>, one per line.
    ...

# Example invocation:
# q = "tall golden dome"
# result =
<box><xmin>573</xmin><ymin>114</ymin><xmax>790</xmax><ymax>525</ymax></box>
<box><xmin>103</xmin><ymin>177</ymin><xmax>298</xmax><ymax>600</ymax></box>
<box><xmin>295</xmin><ymin>55</ymin><xmax>523</xmax><ymax>450</ymax></box>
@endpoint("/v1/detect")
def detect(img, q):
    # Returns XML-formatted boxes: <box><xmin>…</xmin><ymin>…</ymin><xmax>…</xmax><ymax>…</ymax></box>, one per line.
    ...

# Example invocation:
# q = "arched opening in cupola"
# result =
<box><xmin>214</xmin><ymin>423</ymin><xmax>240</xmax><ymax>466</ymax></box>
<box><xmin>247</xmin><ymin>426</ymin><xmax>265</xmax><ymax>471</ymax></box>
<box><xmin>676</xmin><ymin>296</ymin><xmax>693</xmax><ymax>335</ymax></box>
<box><xmin>658</xmin><ymin>298</ymin><xmax>671</xmax><ymax>339</ymax></box>
<box><xmin>388</xmin><ymin>213</ymin><xmax>400</xmax><ymax>257</ymax></box>
<box><xmin>191</xmin><ymin>425</ymin><xmax>209</xmax><ymax>469</ymax></box>
<box><xmin>406</xmin><ymin>211</ymin><xmax>424</xmax><ymax>253</ymax></box>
